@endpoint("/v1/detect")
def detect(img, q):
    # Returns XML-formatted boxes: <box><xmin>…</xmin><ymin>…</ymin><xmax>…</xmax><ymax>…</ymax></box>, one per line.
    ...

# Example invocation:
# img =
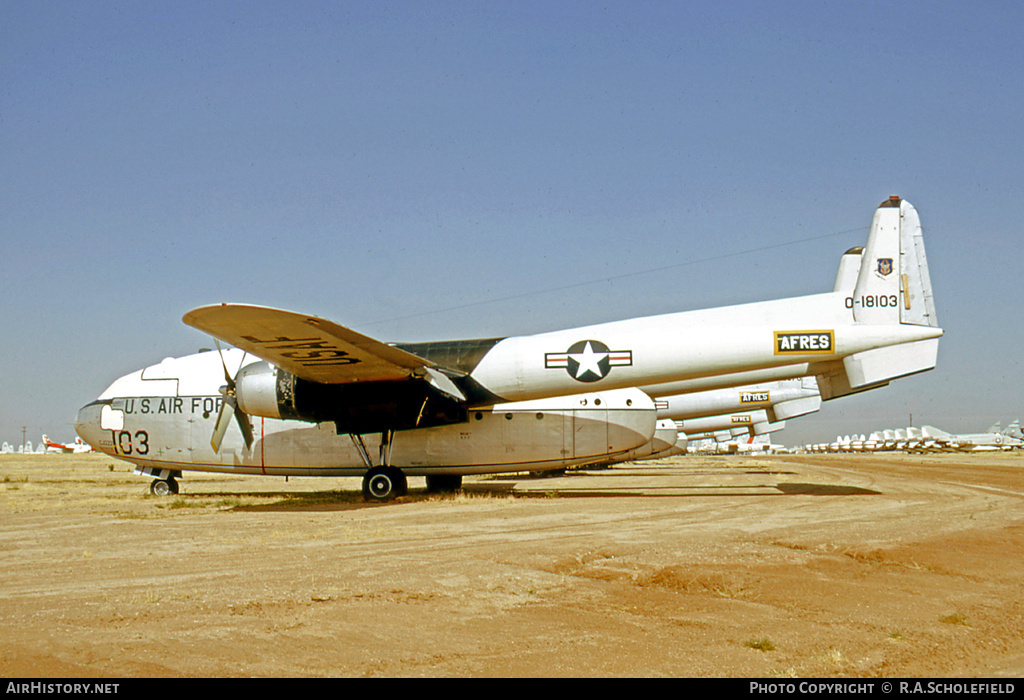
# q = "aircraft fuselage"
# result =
<box><xmin>75</xmin><ymin>349</ymin><xmax>658</xmax><ymax>477</ymax></box>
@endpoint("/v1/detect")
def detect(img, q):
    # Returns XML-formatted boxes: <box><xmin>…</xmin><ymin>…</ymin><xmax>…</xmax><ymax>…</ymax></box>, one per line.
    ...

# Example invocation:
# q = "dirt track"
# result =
<box><xmin>2</xmin><ymin>451</ymin><xmax>1023</xmax><ymax>678</ymax></box>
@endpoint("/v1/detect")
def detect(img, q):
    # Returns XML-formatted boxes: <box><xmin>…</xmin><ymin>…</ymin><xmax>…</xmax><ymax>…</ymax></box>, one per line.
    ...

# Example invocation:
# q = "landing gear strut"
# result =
<box><xmin>353</xmin><ymin>431</ymin><xmax>409</xmax><ymax>502</ymax></box>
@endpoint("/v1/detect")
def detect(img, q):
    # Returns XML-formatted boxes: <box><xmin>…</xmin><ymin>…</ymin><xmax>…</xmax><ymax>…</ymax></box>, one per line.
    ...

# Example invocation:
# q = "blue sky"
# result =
<box><xmin>2</xmin><ymin>1</ymin><xmax>1022</xmax><ymax>447</ymax></box>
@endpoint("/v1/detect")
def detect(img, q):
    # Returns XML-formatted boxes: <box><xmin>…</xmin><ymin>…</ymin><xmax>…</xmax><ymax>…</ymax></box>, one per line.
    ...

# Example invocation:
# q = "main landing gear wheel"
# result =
<box><xmin>425</xmin><ymin>474</ymin><xmax>463</xmax><ymax>493</ymax></box>
<box><xmin>150</xmin><ymin>476</ymin><xmax>179</xmax><ymax>496</ymax></box>
<box><xmin>362</xmin><ymin>466</ymin><xmax>408</xmax><ymax>502</ymax></box>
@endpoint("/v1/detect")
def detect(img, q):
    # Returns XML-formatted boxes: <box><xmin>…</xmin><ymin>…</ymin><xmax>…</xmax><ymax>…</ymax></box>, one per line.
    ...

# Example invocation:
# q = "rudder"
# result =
<box><xmin>898</xmin><ymin>199</ymin><xmax>938</xmax><ymax>327</ymax></box>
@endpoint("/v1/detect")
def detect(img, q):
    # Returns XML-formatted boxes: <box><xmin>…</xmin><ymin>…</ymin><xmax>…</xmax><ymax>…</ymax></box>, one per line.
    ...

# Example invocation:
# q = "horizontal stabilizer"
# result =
<box><xmin>769</xmin><ymin>395</ymin><xmax>822</xmax><ymax>422</ymax></box>
<box><xmin>816</xmin><ymin>337</ymin><xmax>938</xmax><ymax>400</ymax></box>
<box><xmin>843</xmin><ymin>337</ymin><xmax>939</xmax><ymax>389</ymax></box>
<box><xmin>753</xmin><ymin>420</ymin><xmax>785</xmax><ymax>435</ymax></box>
<box><xmin>816</xmin><ymin>371</ymin><xmax>888</xmax><ymax>402</ymax></box>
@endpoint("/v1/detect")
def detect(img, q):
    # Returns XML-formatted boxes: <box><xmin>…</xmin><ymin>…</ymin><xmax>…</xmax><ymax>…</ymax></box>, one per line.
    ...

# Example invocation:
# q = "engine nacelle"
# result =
<box><xmin>235</xmin><ymin>362</ymin><xmax>280</xmax><ymax>418</ymax></box>
<box><xmin>235</xmin><ymin>361</ymin><xmax>467</xmax><ymax>434</ymax></box>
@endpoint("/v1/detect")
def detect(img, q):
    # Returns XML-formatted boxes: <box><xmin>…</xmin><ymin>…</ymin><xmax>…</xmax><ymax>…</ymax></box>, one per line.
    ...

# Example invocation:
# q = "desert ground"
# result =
<box><xmin>1</xmin><ymin>450</ymin><xmax>1023</xmax><ymax>678</ymax></box>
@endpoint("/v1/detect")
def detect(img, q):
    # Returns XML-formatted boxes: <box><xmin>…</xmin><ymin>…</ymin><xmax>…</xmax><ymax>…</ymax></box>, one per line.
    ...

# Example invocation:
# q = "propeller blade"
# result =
<box><xmin>215</xmin><ymin>339</ymin><xmax>234</xmax><ymax>386</ymax></box>
<box><xmin>211</xmin><ymin>392</ymin><xmax>235</xmax><ymax>453</ymax></box>
<box><xmin>209</xmin><ymin>341</ymin><xmax>255</xmax><ymax>452</ymax></box>
<box><xmin>234</xmin><ymin>407</ymin><xmax>254</xmax><ymax>449</ymax></box>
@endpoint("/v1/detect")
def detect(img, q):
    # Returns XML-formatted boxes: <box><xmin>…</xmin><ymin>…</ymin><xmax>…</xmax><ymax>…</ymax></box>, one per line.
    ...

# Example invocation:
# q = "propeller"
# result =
<box><xmin>211</xmin><ymin>341</ymin><xmax>254</xmax><ymax>453</ymax></box>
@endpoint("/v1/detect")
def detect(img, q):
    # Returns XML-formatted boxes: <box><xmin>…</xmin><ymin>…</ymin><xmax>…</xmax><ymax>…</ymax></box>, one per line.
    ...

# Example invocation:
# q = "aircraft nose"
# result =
<box><xmin>74</xmin><ymin>401</ymin><xmax>106</xmax><ymax>451</ymax></box>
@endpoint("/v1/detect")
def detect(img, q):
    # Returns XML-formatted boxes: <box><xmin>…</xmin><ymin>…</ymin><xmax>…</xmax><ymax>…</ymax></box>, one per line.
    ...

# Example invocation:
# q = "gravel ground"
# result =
<box><xmin>1</xmin><ymin>451</ymin><xmax>1023</xmax><ymax>678</ymax></box>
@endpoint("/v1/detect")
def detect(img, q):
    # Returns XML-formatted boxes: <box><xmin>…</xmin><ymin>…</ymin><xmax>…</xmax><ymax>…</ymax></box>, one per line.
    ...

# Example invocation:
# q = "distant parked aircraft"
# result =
<box><xmin>42</xmin><ymin>435</ymin><xmax>93</xmax><ymax>453</ymax></box>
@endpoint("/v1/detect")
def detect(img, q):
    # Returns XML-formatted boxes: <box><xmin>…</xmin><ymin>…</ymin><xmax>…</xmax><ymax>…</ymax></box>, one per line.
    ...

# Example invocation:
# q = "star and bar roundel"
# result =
<box><xmin>545</xmin><ymin>340</ymin><xmax>633</xmax><ymax>383</ymax></box>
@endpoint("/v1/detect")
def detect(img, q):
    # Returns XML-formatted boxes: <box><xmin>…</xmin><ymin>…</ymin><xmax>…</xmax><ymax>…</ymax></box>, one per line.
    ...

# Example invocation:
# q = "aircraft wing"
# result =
<box><xmin>183</xmin><ymin>304</ymin><xmax>435</xmax><ymax>384</ymax></box>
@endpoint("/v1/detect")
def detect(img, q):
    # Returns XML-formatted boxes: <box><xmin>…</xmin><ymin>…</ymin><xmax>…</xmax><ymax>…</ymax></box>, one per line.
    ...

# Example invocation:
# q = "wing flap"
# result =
<box><xmin>183</xmin><ymin>304</ymin><xmax>434</xmax><ymax>384</ymax></box>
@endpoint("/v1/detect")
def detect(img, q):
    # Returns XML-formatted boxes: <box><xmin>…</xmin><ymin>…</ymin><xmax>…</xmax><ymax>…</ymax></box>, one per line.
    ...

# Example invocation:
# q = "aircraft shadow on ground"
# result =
<box><xmin>513</xmin><ymin>482</ymin><xmax>882</xmax><ymax>499</ymax></box>
<box><xmin>187</xmin><ymin>482</ymin><xmax>520</xmax><ymax>513</ymax></box>
<box><xmin>774</xmin><ymin>482</ymin><xmax>881</xmax><ymax>496</ymax></box>
<box><xmin>172</xmin><ymin>480</ymin><xmax>879</xmax><ymax>513</ymax></box>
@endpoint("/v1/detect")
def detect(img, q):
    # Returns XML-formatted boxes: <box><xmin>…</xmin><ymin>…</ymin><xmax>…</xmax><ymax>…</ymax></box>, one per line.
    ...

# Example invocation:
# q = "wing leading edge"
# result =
<box><xmin>183</xmin><ymin>304</ymin><xmax>434</xmax><ymax>385</ymax></box>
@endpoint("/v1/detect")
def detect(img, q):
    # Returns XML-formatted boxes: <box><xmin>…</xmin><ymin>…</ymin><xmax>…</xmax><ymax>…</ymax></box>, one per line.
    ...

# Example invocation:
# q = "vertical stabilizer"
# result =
<box><xmin>851</xmin><ymin>197</ymin><xmax>902</xmax><ymax>324</ymax></box>
<box><xmin>851</xmin><ymin>196</ymin><xmax>938</xmax><ymax>327</ymax></box>
<box><xmin>819</xmin><ymin>196</ymin><xmax>942</xmax><ymax>399</ymax></box>
<box><xmin>833</xmin><ymin>247</ymin><xmax>864</xmax><ymax>293</ymax></box>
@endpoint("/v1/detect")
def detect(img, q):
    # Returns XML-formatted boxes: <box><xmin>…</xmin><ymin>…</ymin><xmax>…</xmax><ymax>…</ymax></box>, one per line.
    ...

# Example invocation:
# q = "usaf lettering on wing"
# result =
<box><xmin>773</xmin><ymin>330</ymin><xmax>835</xmax><ymax>355</ymax></box>
<box><xmin>239</xmin><ymin>335</ymin><xmax>361</xmax><ymax>367</ymax></box>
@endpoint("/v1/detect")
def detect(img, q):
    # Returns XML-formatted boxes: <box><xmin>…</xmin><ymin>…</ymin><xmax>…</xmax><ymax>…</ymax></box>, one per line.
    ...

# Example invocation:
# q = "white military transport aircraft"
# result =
<box><xmin>75</xmin><ymin>197</ymin><xmax>942</xmax><ymax>500</ymax></box>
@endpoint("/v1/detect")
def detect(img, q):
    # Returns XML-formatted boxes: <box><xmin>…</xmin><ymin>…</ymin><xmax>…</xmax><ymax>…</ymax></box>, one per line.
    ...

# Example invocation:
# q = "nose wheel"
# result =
<box><xmin>150</xmin><ymin>476</ymin><xmax>179</xmax><ymax>496</ymax></box>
